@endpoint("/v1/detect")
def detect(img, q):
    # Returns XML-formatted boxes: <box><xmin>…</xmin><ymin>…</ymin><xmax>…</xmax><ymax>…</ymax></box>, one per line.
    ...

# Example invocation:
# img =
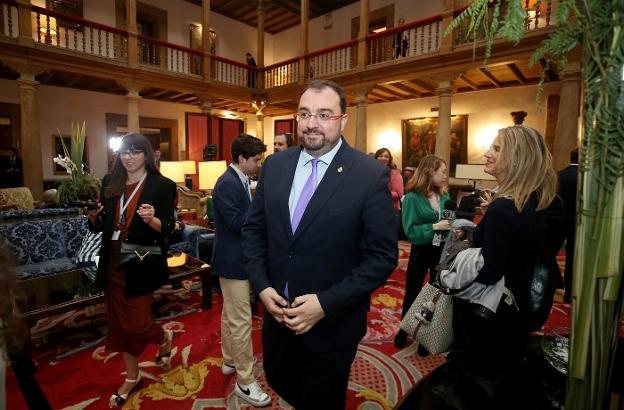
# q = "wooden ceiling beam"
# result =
<box><xmin>479</xmin><ymin>68</ymin><xmax>501</xmax><ymax>87</ymax></box>
<box><xmin>376</xmin><ymin>84</ymin><xmax>410</xmax><ymax>99</ymax></box>
<box><xmin>389</xmin><ymin>82</ymin><xmax>421</xmax><ymax>97</ymax></box>
<box><xmin>369</xmin><ymin>91</ymin><xmax>391</xmax><ymax>101</ymax></box>
<box><xmin>407</xmin><ymin>79</ymin><xmax>435</xmax><ymax>94</ymax></box>
<box><xmin>507</xmin><ymin>62</ymin><xmax>527</xmax><ymax>85</ymax></box>
<box><xmin>271</xmin><ymin>0</ymin><xmax>300</xmax><ymax>16</ymax></box>
<box><xmin>230</xmin><ymin>3</ymin><xmax>258</xmax><ymax>21</ymax></box>
<box><xmin>149</xmin><ymin>89</ymin><xmax>177</xmax><ymax>98</ymax></box>
<box><xmin>459</xmin><ymin>75</ymin><xmax>479</xmax><ymax>90</ymax></box>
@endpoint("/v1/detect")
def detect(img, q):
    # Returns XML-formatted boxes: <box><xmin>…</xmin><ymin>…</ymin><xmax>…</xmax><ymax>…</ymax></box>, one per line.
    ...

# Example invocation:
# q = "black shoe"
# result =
<box><xmin>394</xmin><ymin>330</ymin><xmax>408</xmax><ymax>348</ymax></box>
<box><xmin>417</xmin><ymin>343</ymin><xmax>430</xmax><ymax>357</ymax></box>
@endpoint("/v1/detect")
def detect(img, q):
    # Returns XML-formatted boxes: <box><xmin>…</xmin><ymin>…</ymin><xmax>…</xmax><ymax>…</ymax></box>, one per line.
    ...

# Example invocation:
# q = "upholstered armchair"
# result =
<box><xmin>0</xmin><ymin>187</ymin><xmax>36</xmax><ymax>211</ymax></box>
<box><xmin>176</xmin><ymin>185</ymin><xmax>209</xmax><ymax>219</ymax></box>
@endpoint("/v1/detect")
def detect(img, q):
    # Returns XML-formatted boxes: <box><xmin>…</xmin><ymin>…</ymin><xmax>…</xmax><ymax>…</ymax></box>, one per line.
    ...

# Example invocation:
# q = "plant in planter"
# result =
<box><xmin>53</xmin><ymin>122</ymin><xmax>100</xmax><ymax>205</ymax></box>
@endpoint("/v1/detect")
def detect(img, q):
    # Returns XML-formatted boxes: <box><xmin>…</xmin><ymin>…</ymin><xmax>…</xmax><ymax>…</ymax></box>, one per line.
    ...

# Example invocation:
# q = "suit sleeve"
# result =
<box><xmin>242</xmin><ymin>158</ymin><xmax>271</xmax><ymax>294</ymax></box>
<box><xmin>213</xmin><ymin>177</ymin><xmax>247</xmax><ymax>233</ymax></box>
<box><xmin>317</xmin><ymin>165</ymin><xmax>398</xmax><ymax>322</ymax></box>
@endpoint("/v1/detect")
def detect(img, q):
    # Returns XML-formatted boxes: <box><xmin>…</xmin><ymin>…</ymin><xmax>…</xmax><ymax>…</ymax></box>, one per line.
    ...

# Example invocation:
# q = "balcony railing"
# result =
<box><xmin>31</xmin><ymin>5</ymin><xmax>128</xmax><ymax>61</ymax></box>
<box><xmin>0</xmin><ymin>0</ymin><xmax>18</xmax><ymax>38</ymax></box>
<box><xmin>264</xmin><ymin>57</ymin><xmax>299</xmax><ymax>89</ymax></box>
<box><xmin>0</xmin><ymin>1</ymin><xmax>558</xmax><ymax>92</ymax></box>
<box><xmin>307</xmin><ymin>39</ymin><xmax>357</xmax><ymax>79</ymax></box>
<box><xmin>138</xmin><ymin>35</ymin><xmax>202</xmax><ymax>76</ymax></box>
<box><xmin>366</xmin><ymin>15</ymin><xmax>443</xmax><ymax>66</ymax></box>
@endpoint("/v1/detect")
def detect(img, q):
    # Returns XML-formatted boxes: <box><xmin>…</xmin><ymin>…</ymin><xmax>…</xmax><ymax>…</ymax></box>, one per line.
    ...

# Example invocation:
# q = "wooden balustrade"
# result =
<box><xmin>0</xmin><ymin>0</ymin><xmax>18</xmax><ymax>38</ymax></box>
<box><xmin>138</xmin><ymin>35</ymin><xmax>202</xmax><ymax>76</ymax></box>
<box><xmin>31</xmin><ymin>5</ymin><xmax>127</xmax><ymax>61</ymax></box>
<box><xmin>212</xmin><ymin>55</ymin><xmax>256</xmax><ymax>88</ymax></box>
<box><xmin>264</xmin><ymin>58</ymin><xmax>299</xmax><ymax>89</ymax></box>
<box><xmin>367</xmin><ymin>15</ymin><xmax>443</xmax><ymax>66</ymax></box>
<box><xmin>306</xmin><ymin>40</ymin><xmax>357</xmax><ymax>79</ymax></box>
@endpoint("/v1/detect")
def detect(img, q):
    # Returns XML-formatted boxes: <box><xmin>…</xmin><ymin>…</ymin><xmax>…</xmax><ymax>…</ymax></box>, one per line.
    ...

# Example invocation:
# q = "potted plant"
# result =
<box><xmin>53</xmin><ymin>122</ymin><xmax>100</xmax><ymax>206</ymax></box>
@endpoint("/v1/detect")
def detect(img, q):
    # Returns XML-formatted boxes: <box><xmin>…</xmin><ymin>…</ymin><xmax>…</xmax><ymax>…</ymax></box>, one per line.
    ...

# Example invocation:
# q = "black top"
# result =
<box><xmin>473</xmin><ymin>196</ymin><xmax>539</xmax><ymax>312</ymax></box>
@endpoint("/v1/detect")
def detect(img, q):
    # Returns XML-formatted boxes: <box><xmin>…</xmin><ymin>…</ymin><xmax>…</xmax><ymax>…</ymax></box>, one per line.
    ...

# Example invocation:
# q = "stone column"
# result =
<box><xmin>434</xmin><ymin>80</ymin><xmax>454</xmax><ymax>167</ymax></box>
<box><xmin>202</xmin><ymin>0</ymin><xmax>212</xmax><ymax>82</ymax></box>
<box><xmin>126</xmin><ymin>0</ymin><xmax>138</xmax><ymax>67</ymax></box>
<box><xmin>17</xmin><ymin>74</ymin><xmax>43</xmax><ymax>200</ymax></box>
<box><xmin>256</xmin><ymin>114</ymin><xmax>265</xmax><ymax>142</ymax></box>
<box><xmin>355</xmin><ymin>88</ymin><xmax>369</xmax><ymax>153</ymax></box>
<box><xmin>126</xmin><ymin>90</ymin><xmax>141</xmax><ymax>134</ymax></box>
<box><xmin>16</xmin><ymin>0</ymin><xmax>34</xmax><ymax>47</ymax></box>
<box><xmin>357</xmin><ymin>0</ymin><xmax>369</xmax><ymax>68</ymax></box>
<box><xmin>553</xmin><ymin>62</ymin><xmax>581</xmax><ymax>170</ymax></box>
<box><xmin>298</xmin><ymin>0</ymin><xmax>309</xmax><ymax>83</ymax></box>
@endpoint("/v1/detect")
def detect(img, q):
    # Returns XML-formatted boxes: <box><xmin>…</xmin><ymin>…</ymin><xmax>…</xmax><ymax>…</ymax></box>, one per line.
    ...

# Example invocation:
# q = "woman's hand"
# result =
<box><xmin>478</xmin><ymin>189</ymin><xmax>494</xmax><ymax>214</ymax></box>
<box><xmin>137</xmin><ymin>203</ymin><xmax>156</xmax><ymax>224</ymax></box>
<box><xmin>433</xmin><ymin>220</ymin><xmax>451</xmax><ymax>231</ymax></box>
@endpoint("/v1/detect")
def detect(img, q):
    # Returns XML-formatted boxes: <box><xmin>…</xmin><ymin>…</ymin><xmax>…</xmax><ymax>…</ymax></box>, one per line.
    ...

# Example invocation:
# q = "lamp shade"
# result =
<box><xmin>160</xmin><ymin>161</ymin><xmax>185</xmax><ymax>183</ymax></box>
<box><xmin>198</xmin><ymin>160</ymin><xmax>227</xmax><ymax>190</ymax></box>
<box><xmin>455</xmin><ymin>164</ymin><xmax>496</xmax><ymax>181</ymax></box>
<box><xmin>181</xmin><ymin>160</ymin><xmax>196</xmax><ymax>175</ymax></box>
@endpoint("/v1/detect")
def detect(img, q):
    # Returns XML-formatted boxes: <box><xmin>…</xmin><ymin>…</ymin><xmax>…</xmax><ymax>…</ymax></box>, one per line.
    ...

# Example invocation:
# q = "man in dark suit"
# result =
<box><xmin>212</xmin><ymin>134</ymin><xmax>270</xmax><ymax>407</ymax></box>
<box><xmin>558</xmin><ymin>148</ymin><xmax>579</xmax><ymax>303</ymax></box>
<box><xmin>242</xmin><ymin>80</ymin><xmax>398</xmax><ymax>409</ymax></box>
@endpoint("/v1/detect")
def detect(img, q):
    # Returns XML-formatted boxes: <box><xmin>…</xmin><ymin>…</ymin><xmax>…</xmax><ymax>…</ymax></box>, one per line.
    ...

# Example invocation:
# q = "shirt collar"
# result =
<box><xmin>301</xmin><ymin>138</ymin><xmax>342</xmax><ymax>166</ymax></box>
<box><xmin>230</xmin><ymin>163</ymin><xmax>248</xmax><ymax>183</ymax></box>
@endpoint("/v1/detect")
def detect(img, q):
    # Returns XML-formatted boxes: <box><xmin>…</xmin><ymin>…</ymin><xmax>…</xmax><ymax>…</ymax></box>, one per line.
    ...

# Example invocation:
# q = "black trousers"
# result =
<box><xmin>563</xmin><ymin>223</ymin><xmax>576</xmax><ymax>301</ymax></box>
<box><xmin>262</xmin><ymin>321</ymin><xmax>358</xmax><ymax>410</ymax></box>
<box><xmin>400</xmin><ymin>243</ymin><xmax>443</xmax><ymax>319</ymax></box>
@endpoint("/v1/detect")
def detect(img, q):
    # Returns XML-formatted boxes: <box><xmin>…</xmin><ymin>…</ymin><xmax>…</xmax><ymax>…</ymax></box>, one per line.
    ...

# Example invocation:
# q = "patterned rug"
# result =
<box><xmin>6</xmin><ymin>242</ymin><xmax>570</xmax><ymax>409</ymax></box>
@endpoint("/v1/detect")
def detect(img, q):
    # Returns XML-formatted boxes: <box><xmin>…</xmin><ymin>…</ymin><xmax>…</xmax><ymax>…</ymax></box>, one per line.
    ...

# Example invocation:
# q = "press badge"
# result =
<box><xmin>111</xmin><ymin>230</ymin><xmax>120</xmax><ymax>241</ymax></box>
<box><xmin>432</xmin><ymin>232</ymin><xmax>443</xmax><ymax>246</ymax></box>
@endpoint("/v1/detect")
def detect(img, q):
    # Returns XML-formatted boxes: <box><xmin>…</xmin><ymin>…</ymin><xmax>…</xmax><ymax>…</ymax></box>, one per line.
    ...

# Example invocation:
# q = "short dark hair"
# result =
<box><xmin>570</xmin><ymin>147</ymin><xmax>579</xmax><ymax>163</ymax></box>
<box><xmin>276</xmin><ymin>132</ymin><xmax>294</xmax><ymax>147</ymax></box>
<box><xmin>304</xmin><ymin>80</ymin><xmax>347</xmax><ymax>114</ymax></box>
<box><xmin>231</xmin><ymin>134</ymin><xmax>266</xmax><ymax>163</ymax></box>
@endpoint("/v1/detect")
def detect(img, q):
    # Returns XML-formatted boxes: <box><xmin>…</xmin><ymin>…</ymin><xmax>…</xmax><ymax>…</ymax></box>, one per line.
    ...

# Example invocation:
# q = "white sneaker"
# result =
<box><xmin>234</xmin><ymin>381</ymin><xmax>271</xmax><ymax>407</ymax></box>
<box><xmin>221</xmin><ymin>363</ymin><xmax>236</xmax><ymax>376</ymax></box>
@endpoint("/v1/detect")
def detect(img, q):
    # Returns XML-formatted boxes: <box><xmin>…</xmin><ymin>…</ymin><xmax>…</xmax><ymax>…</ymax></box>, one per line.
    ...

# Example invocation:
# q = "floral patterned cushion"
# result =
<box><xmin>0</xmin><ymin>187</ymin><xmax>35</xmax><ymax>210</ymax></box>
<box><xmin>0</xmin><ymin>215</ymin><xmax>89</xmax><ymax>279</ymax></box>
<box><xmin>0</xmin><ymin>207</ymin><xmax>80</xmax><ymax>221</ymax></box>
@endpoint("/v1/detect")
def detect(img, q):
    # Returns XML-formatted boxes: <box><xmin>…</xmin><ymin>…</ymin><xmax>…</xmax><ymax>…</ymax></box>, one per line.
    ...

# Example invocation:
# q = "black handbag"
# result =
<box><xmin>118</xmin><ymin>242</ymin><xmax>167</xmax><ymax>298</ymax></box>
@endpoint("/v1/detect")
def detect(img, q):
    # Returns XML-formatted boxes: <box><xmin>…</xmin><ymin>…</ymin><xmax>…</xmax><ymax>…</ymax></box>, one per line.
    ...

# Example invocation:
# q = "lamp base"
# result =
<box><xmin>185</xmin><ymin>176</ymin><xmax>193</xmax><ymax>190</ymax></box>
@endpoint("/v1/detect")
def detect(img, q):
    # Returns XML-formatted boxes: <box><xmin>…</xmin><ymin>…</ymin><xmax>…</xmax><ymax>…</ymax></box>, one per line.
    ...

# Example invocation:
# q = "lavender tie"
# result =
<box><xmin>291</xmin><ymin>158</ymin><xmax>320</xmax><ymax>233</ymax></box>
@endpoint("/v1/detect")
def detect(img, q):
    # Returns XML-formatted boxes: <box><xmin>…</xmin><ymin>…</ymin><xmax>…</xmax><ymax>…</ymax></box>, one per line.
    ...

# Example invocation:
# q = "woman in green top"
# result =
<box><xmin>394</xmin><ymin>155</ymin><xmax>451</xmax><ymax>348</ymax></box>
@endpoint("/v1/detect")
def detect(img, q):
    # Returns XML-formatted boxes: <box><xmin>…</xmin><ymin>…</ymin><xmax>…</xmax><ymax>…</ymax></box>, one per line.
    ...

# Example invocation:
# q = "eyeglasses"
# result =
<box><xmin>119</xmin><ymin>149</ymin><xmax>144</xmax><ymax>157</ymax></box>
<box><xmin>295</xmin><ymin>112</ymin><xmax>345</xmax><ymax>122</ymax></box>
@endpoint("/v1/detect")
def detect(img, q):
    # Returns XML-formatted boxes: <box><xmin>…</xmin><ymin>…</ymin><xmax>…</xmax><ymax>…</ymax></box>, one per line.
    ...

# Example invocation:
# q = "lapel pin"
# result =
<box><xmin>337</xmin><ymin>166</ymin><xmax>343</xmax><ymax>173</ymax></box>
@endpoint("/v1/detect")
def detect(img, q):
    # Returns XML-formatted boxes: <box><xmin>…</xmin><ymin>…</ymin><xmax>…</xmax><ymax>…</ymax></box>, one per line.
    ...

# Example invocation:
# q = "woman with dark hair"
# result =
<box><xmin>87</xmin><ymin>133</ymin><xmax>177</xmax><ymax>408</ymax></box>
<box><xmin>374</xmin><ymin>148</ymin><xmax>404</xmax><ymax>210</ymax></box>
<box><xmin>394</xmin><ymin>154</ymin><xmax>450</xmax><ymax>349</ymax></box>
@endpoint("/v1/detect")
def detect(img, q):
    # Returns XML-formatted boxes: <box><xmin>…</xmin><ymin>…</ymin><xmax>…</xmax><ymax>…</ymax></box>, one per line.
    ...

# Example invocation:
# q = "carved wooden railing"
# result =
<box><xmin>453</xmin><ymin>0</ymin><xmax>557</xmax><ymax>46</ymax></box>
<box><xmin>31</xmin><ymin>5</ymin><xmax>128</xmax><ymax>61</ymax></box>
<box><xmin>212</xmin><ymin>55</ymin><xmax>257</xmax><ymax>88</ymax></box>
<box><xmin>0</xmin><ymin>0</ymin><xmax>18</xmax><ymax>38</ymax></box>
<box><xmin>264</xmin><ymin>57</ymin><xmax>299</xmax><ymax>89</ymax></box>
<box><xmin>367</xmin><ymin>15</ymin><xmax>443</xmax><ymax>66</ymax></box>
<box><xmin>138</xmin><ymin>35</ymin><xmax>202</xmax><ymax>76</ymax></box>
<box><xmin>306</xmin><ymin>39</ymin><xmax>358</xmax><ymax>79</ymax></box>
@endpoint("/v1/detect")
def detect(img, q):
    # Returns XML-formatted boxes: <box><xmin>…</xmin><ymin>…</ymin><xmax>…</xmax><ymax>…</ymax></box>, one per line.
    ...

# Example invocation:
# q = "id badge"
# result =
<box><xmin>111</xmin><ymin>230</ymin><xmax>120</xmax><ymax>241</ymax></box>
<box><xmin>432</xmin><ymin>232</ymin><xmax>443</xmax><ymax>247</ymax></box>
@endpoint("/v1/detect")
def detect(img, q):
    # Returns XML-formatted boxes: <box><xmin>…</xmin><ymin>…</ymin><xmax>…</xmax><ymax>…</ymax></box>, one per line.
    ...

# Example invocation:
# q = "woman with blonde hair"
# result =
<box><xmin>394</xmin><ymin>154</ymin><xmax>451</xmax><ymax>348</ymax></box>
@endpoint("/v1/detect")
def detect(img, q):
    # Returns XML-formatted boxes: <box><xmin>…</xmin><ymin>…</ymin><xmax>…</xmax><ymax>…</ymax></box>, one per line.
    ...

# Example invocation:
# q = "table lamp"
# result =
<box><xmin>182</xmin><ymin>160</ymin><xmax>196</xmax><ymax>190</ymax></box>
<box><xmin>454</xmin><ymin>164</ymin><xmax>496</xmax><ymax>191</ymax></box>
<box><xmin>160</xmin><ymin>161</ymin><xmax>185</xmax><ymax>185</ymax></box>
<box><xmin>199</xmin><ymin>161</ymin><xmax>227</xmax><ymax>222</ymax></box>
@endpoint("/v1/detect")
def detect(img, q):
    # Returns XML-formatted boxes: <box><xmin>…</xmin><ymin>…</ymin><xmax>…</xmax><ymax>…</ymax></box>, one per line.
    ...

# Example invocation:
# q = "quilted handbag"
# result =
<box><xmin>399</xmin><ymin>282</ymin><xmax>454</xmax><ymax>355</ymax></box>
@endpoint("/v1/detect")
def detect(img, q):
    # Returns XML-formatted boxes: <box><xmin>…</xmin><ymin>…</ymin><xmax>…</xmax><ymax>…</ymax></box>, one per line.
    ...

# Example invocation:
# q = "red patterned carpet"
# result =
<box><xmin>6</xmin><ymin>242</ymin><xmax>570</xmax><ymax>409</ymax></box>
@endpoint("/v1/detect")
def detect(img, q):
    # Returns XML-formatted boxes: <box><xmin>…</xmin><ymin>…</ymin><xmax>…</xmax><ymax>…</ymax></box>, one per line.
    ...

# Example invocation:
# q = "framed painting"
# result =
<box><xmin>402</xmin><ymin>115</ymin><xmax>468</xmax><ymax>175</ymax></box>
<box><xmin>53</xmin><ymin>135</ymin><xmax>89</xmax><ymax>175</ymax></box>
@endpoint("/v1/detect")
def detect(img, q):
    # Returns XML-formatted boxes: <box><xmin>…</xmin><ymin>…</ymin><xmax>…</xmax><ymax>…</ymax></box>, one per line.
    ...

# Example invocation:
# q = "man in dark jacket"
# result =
<box><xmin>212</xmin><ymin>134</ymin><xmax>270</xmax><ymax>407</ymax></box>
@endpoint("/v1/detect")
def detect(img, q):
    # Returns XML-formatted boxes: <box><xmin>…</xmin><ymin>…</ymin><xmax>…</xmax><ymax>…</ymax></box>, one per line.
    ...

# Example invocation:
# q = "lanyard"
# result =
<box><xmin>118</xmin><ymin>172</ymin><xmax>147</xmax><ymax>226</ymax></box>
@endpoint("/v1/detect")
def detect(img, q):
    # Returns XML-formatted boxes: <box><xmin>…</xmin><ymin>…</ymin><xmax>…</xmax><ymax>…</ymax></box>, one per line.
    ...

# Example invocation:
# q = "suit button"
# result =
<box><xmin>288</xmin><ymin>253</ymin><xmax>294</xmax><ymax>258</ymax></box>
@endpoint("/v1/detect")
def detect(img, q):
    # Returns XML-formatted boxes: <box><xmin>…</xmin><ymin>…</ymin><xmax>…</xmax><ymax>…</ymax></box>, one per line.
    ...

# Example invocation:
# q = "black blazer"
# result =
<box><xmin>93</xmin><ymin>172</ymin><xmax>177</xmax><ymax>296</ymax></box>
<box><xmin>242</xmin><ymin>140</ymin><xmax>398</xmax><ymax>351</ymax></box>
<box><xmin>558</xmin><ymin>164</ymin><xmax>578</xmax><ymax>222</ymax></box>
<box><xmin>212</xmin><ymin>166</ymin><xmax>251</xmax><ymax>279</ymax></box>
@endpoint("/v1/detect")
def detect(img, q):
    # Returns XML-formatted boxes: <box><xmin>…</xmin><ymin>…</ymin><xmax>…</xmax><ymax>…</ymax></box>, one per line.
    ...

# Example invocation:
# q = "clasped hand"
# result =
<box><xmin>258</xmin><ymin>288</ymin><xmax>325</xmax><ymax>335</ymax></box>
<box><xmin>137</xmin><ymin>203</ymin><xmax>155</xmax><ymax>224</ymax></box>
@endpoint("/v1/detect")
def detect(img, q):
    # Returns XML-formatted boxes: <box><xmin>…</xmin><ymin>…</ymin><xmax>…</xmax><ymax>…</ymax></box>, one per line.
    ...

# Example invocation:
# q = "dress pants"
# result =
<box><xmin>262</xmin><ymin>320</ymin><xmax>358</xmax><ymax>410</ymax></box>
<box><xmin>219</xmin><ymin>277</ymin><xmax>254</xmax><ymax>385</ymax></box>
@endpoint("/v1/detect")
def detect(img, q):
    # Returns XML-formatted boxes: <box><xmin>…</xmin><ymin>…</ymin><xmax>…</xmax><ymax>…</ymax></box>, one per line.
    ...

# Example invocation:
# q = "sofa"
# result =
<box><xmin>0</xmin><ymin>215</ymin><xmax>88</xmax><ymax>280</ymax></box>
<box><xmin>0</xmin><ymin>187</ymin><xmax>36</xmax><ymax>211</ymax></box>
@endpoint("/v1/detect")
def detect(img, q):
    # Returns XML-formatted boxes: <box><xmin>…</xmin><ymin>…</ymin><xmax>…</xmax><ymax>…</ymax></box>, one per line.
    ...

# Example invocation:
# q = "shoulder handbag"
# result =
<box><xmin>118</xmin><ymin>241</ymin><xmax>161</xmax><ymax>266</ymax></box>
<box><xmin>118</xmin><ymin>241</ymin><xmax>167</xmax><ymax>298</ymax></box>
<box><xmin>400</xmin><ymin>282</ymin><xmax>454</xmax><ymax>355</ymax></box>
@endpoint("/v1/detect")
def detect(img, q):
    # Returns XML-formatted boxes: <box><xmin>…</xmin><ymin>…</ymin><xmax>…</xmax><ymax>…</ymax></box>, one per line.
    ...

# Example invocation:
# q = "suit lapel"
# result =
<box><xmin>278</xmin><ymin>149</ymin><xmax>301</xmax><ymax>240</ymax></box>
<box><xmin>292</xmin><ymin>141</ymin><xmax>354</xmax><ymax>241</ymax></box>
